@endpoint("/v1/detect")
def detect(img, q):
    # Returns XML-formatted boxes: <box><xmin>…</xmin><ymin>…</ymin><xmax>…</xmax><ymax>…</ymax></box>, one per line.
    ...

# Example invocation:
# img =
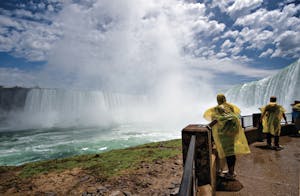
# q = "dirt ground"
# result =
<box><xmin>0</xmin><ymin>155</ymin><xmax>183</xmax><ymax>196</ymax></box>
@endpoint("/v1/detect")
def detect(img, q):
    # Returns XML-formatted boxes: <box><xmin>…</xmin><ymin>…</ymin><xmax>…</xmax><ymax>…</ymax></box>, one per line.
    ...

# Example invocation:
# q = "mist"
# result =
<box><xmin>1</xmin><ymin>0</ymin><xmax>281</xmax><ymax>130</ymax></box>
<box><xmin>11</xmin><ymin>0</ymin><xmax>217</xmax><ymax>129</ymax></box>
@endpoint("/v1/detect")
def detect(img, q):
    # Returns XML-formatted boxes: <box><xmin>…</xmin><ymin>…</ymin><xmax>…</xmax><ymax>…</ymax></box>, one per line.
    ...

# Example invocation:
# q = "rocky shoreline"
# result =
<box><xmin>0</xmin><ymin>140</ymin><xmax>183</xmax><ymax>196</ymax></box>
<box><xmin>0</xmin><ymin>155</ymin><xmax>182</xmax><ymax>196</ymax></box>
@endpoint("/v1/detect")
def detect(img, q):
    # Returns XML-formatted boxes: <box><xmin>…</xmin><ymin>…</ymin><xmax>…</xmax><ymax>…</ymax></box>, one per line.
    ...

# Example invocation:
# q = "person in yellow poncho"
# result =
<box><xmin>260</xmin><ymin>96</ymin><xmax>287</xmax><ymax>150</ymax></box>
<box><xmin>291</xmin><ymin>100</ymin><xmax>300</xmax><ymax>135</ymax></box>
<box><xmin>203</xmin><ymin>94</ymin><xmax>250</xmax><ymax>180</ymax></box>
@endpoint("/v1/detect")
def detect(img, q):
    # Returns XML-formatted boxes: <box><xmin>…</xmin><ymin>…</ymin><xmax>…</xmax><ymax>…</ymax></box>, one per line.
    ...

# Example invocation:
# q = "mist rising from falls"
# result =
<box><xmin>6</xmin><ymin>85</ymin><xmax>206</xmax><ymax>130</ymax></box>
<box><xmin>21</xmin><ymin>88</ymin><xmax>147</xmax><ymax>128</ymax></box>
<box><xmin>225</xmin><ymin>59</ymin><xmax>300</xmax><ymax>113</ymax></box>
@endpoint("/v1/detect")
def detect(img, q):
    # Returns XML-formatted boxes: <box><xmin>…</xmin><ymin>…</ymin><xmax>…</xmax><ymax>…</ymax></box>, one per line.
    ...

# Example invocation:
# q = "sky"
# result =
<box><xmin>0</xmin><ymin>0</ymin><xmax>299</xmax><ymax>92</ymax></box>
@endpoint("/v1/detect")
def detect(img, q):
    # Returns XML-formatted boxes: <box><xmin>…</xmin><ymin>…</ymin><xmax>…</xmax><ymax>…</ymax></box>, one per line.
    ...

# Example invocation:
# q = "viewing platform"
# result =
<box><xmin>179</xmin><ymin>113</ymin><xmax>300</xmax><ymax>196</ymax></box>
<box><xmin>217</xmin><ymin>135</ymin><xmax>299</xmax><ymax>196</ymax></box>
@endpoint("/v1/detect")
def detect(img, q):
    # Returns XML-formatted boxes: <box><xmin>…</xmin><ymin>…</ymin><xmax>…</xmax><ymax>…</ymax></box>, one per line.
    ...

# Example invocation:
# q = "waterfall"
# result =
<box><xmin>225</xmin><ymin>59</ymin><xmax>300</xmax><ymax>111</ymax></box>
<box><xmin>21</xmin><ymin>88</ymin><xmax>148</xmax><ymax>128</ymax></box>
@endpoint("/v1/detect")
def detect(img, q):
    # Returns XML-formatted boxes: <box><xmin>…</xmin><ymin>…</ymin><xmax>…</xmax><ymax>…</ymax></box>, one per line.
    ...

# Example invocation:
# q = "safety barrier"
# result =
<box><xmin>178</xmin><ymin>135</ymin><xmax>196</xmax><ymax>196</ymax></box>
<box><xmin>180</xmin><ymin>124</ymin><xmax>214</xmax><ymax>196</ymax></box>
<box><xmin>241</xmin><ymin>113</ymin><xmax>292</xmax><ymax>128</ymax></box>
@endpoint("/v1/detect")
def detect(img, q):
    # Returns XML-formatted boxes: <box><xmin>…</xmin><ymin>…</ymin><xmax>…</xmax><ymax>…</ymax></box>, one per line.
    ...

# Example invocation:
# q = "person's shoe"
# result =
<box><xmin>265</xmin><ymin>144</ymin><xmax>273</xmax><ymax>149</ymax></box>
<box><xmin>274</xmin><ymin>145</ymin><xmax>284</xmax><ymax>151</ymax></box>
<box><xmin>224</xmin><ymin>173</ymin><xmax>236</xmax><ymax>181</ymax></box>
<box><xmin>222</xmin><ymin>170</ymin><xmax>237</xmax><ymax>176</ymax></box>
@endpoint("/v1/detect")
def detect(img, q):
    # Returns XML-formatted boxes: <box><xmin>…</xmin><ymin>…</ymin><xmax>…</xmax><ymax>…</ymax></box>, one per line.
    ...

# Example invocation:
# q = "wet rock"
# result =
<box><xmin>45</xmin><ymin>191</ymin><xmax>57</xmax><ymax>196</ymax></box>
<box><xmin>6</xmin><ymin>187</ymin><xmax>17</xmax><ymax>194</ymax></box>
<box><xmin>86</xmin><ymin>186</ymin><xmax>96</xmax><ymax>193</ymax></box>
<box><xmin>170</xmin><ymin>181</ymin><xmax>180</xmax><ymax>188</ymax></box>
<box><xmin>96</xmin><ymin>185</ymin><xmax>107</xmax><ymax>193</ymax></box>
<box><xmin>109</xmin><ymin>190</ymin><xmax>125</xmax><ymax>196</ymax></box>
<box><xmin>80</xmin><ymin>175</ymin><xmax>90</xmax><ymax>182</ymax></box>
<box><xmin>122</xmin><ymin>191</ymin><xmax>132</xmax><ymax>196</ymax></box>
<box><xmin>82</xmin><ymin>192</ymin><xmax>93</xmax><ymax>196</ymax></box>
<box><xmin>170</xmin><ymin>187</ymin><xmax>179</xmax><ymax>196</ymax></box>
<box><xmin>155</xmin><ymin>160</ymin><xmax>163</xmax><ymax>164</ymax></box>
<box><xmin>216</xmin><ymin>177</ymin><xmax>243</xmax><ymax>191</ymax></box>
<box><xmin>168</xmin><ymin>184</ymin><xmax>176</xmax><ymax>189</ymax></box>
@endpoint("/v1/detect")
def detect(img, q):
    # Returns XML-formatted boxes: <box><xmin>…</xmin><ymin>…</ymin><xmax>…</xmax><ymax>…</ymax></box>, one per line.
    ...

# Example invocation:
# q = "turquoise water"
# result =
<box><xmin>0</xmin><ymin>124</ymin><xmax>180</xmax><ymax>166</ymax></box>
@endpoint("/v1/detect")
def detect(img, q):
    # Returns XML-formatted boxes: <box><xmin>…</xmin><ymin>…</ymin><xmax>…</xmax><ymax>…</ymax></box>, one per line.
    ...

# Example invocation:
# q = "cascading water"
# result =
<box><xmin>21</xmin><ymin>88</ymin><xmax>148</xmax><ymax>128</ymax></box>
<box><xmin>1</xmin><ymin>88</ymin><xmax>179</xmax><ymax>166</ymax></box>
<box><xmin>225</xmin><ymin>59</ymin><xmax>300</xmax><ymax>112</ymax></box>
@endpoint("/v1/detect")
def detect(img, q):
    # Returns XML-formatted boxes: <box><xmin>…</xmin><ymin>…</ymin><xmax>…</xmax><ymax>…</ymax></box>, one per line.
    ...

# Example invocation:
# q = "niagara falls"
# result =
<box><xmin>0</xmin><ymin>0</ymin><xmax>299</xmax><ymax>180</ymax></box>
<box><xmin>1</xmin><ymin>0</ymin><xmax>300</xmax><ymax>195</ymax></box>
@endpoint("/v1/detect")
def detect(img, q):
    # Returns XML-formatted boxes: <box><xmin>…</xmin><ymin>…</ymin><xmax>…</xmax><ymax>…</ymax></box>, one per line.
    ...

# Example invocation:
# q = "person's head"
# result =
<box><xmin>270</xmin><ymin>96</ymin><xmax>277</xmax><ymax>103</ymax></box>
<box><xmin>291</xmin><ymin>100</ymin><xmax>300</xmax><ymax>106</ymax></box>
<box><xmin>217</xmin><ymin>94</ymin><xmax>226</xmax><ymax>105</ymax></box>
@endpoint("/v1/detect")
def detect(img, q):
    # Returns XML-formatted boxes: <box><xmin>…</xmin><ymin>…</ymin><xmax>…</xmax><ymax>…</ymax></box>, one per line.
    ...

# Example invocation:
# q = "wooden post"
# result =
<box><xmin>182</xmin><ymin>124</ymin><xmax>212</xmax><ymax>186</ymax></box>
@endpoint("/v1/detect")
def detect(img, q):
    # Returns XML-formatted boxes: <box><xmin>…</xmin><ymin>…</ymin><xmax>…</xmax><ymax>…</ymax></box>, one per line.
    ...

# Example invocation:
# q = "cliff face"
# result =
<box><xmin>0</xmin><ymin>86</ymin><xmax>30</xmax><ymax>112</ymax></box>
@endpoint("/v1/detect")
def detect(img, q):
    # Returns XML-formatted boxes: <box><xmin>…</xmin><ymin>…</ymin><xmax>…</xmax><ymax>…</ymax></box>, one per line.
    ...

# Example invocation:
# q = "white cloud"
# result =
<box><xmin>0</xmin><ymin>15</ymin><xmax>22</xmax><ymax>29</ymax></box>
<box><xmin>272</xmin><ymin>31</ymin><xmax>300</xmax><ymax>58</ymax></box>
<box><xmin>235</xmin><ymin>5</ymin><xmax>300</xmax><ymax>31</ymax></box>
<box><xmin>0</xmin><ymin>68</ymin><xmax>37</xmax><ymax>87</ymax></box>
<box><xmin>229</xmin><ymin>45</ymin><xmax>243</xmax><ymax>55</ymax></box>
<box><xmin>221</xmin><ymin>30</ymin><xmax>239</xmax><ymax>39</ymax></box>
<box><xmin>0</xmin><ymin>0</ymin><xmax>298</xmax><ymax>92</ymax></box>
<box><xmin>259</xmin><ymin>48</ymin><xmax>273</xmax><ymax>58</ymax></box>
<box><xmin>239</xmin><ymin>28</ymin><xmax>274</xmax><ymax>50</ymax></box>
<box><xmin>0</xmin><ymin>2</ymin><xmax>62</xmax><ymax>61</ymax></box>
<box><xmin>227</xmin><ymin>0</ymin><xmax>263</xmax><ymax>18</ymax></box>
<box><xmin>216</xmin><ymin>52</ymin><xmax>227</xmax><ymax>58</ymax></box>
<box><xmin>196</xmin><ymin>57</ymin><xmax>277</xmax><ymax>78</ymax></box>
<box><xmin>234</xmin><ymin>3</ymin><xmax>300</xmax><ymax>58</ymax></box>
<box><xmin>211</xmin><ymin>0</ymin><xmax>263</xmax><ymax>18</ymax></box>
<box><xmin>210</xmin><ymin>0</ymin><xmax>234</xmax><ymax>13</ymax></box>
<box><xmin>221</xmin><ymin>39</ymin><xmax>233</xmax><ymax>50</ymax></box>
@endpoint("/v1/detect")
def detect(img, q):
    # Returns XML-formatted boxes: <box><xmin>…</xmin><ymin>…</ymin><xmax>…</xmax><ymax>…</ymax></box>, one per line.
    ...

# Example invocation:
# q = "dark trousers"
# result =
<box><xmin>226</xmin><ymin>155</ymin><xmax>236</xmax><ymax>174</ymax></box>
<box><xmin>266</xmin><ymin>133</ymin><xmax>279</xmax><ymax>146</ymax></box>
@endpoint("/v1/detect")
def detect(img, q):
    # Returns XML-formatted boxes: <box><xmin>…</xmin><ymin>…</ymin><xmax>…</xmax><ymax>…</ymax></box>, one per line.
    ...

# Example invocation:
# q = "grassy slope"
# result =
<box><xmin>0</xmin><ymin>139</ymin><xmax>182</xmax><ymax>180</ymax></box>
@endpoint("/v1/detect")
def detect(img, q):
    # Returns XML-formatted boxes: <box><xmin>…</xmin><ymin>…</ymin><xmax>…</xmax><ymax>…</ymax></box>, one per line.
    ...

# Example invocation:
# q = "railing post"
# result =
<box><xmin>182</xmin><ymin>125</ymin><xmax>213</xmax><ymax>191</ymax></box>
<box><xmin>241</xmin><ymin>117</ymin><xmax>245</xmax><ymax>128</ymax></box>
<box><xmin>252</xmin><ymin>113</ymin><xmax>261</xmax><ymax>128</ymax></box>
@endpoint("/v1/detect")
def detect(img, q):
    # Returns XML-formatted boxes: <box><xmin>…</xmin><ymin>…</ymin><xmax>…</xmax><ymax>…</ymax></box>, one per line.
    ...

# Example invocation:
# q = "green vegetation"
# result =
<box><xmin>1</xmin><ymin>139</ymin><xmax>182</xmax><ymax>179</ymax></box>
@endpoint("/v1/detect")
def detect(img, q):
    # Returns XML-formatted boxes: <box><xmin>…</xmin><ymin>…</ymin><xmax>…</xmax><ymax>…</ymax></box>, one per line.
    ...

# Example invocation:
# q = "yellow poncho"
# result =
<box><xmin>293</xmin><ymin>103</ymin><xmax>300</xmax><ymax>111</ymax></box>
<box><xmin>260</xmin><ymin>102</ymin><xmax>286</xmax><ymax>136</ymax></box>
<box><xmin>203</xmin><ymin>102</ymin><xmax>250</xmax><ymax>159</ymax></box>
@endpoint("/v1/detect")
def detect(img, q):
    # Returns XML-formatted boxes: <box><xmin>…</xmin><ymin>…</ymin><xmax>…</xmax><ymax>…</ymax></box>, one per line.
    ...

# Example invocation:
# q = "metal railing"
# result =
<box><xmin>178</xmin><ymin>135</ymin><xmax>196</xmax><ymax>196</ymax></box>
<box><xmin>240</xmin><ymin>113</ymin><xmax>292</xmax><ymax>128</ymax></box>
<box><xmin>284</xmin><ymin>113</ymin><xmax>293</xmax><ymax>123</ymax></box>
<box><xmin>241</xmin><ymin>115</ymin><xmax>252</xmax><ymax>128</ymax></box>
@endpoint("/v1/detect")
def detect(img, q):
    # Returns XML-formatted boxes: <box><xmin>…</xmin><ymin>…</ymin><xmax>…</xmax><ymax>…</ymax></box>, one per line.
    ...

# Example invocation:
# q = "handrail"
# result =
<box><xmin>178</xmin><ymin>135</ymin><xmax>196</xmax><ymax>196</ymax></box>
<box><xmin>240</xmin><ymin>112</ymin><xmax>292</xmax><ymax>128</ymax></box>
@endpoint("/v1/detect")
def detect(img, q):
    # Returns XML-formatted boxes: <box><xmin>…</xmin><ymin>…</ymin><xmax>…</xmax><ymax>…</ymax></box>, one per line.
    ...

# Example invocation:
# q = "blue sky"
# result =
<box><xmin>0</xmin><ymin>0</ymin><xmax>299</xmax><ymax>91</ymax></box>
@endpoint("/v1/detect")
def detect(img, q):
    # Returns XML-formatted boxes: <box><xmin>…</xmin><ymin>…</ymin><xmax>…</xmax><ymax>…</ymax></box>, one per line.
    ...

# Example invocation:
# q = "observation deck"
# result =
<box><xmin>216</xmin><ymin>135</ymin><xmax>299</xmax><ymax>196</ymax></box>
<box><xmin>179</xmin><ymin>113</ymin><xmax>299</xmax><ymax>196</ymax></box>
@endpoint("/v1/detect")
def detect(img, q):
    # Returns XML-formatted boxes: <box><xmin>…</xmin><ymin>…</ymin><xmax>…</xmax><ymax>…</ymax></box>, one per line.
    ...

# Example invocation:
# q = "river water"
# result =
<box><xmin>0</xmin><ymin>124</ymin><xmax>180</xmax><ymax>166</ymax></box>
